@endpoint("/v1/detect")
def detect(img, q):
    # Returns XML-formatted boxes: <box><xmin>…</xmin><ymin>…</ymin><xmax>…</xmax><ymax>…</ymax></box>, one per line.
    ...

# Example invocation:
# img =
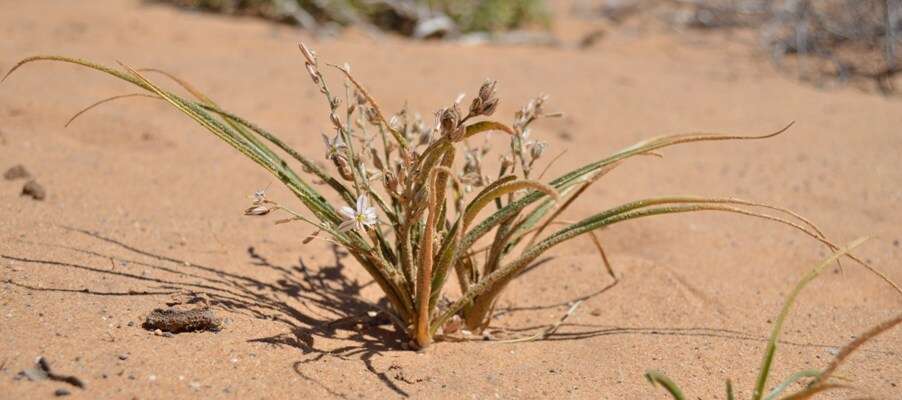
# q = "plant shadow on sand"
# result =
<box><xmin>3</xmin><ymin>226</ymin><xmax>892</xmax><ymax>397</ymax></box>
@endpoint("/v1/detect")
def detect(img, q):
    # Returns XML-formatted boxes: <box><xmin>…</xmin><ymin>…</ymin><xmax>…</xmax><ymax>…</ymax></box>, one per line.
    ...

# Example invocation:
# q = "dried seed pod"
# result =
<box><xmin>329</xmin><ymin>112</ymin><xmax>343</xmax><ymax>129</ymax></box>
<box><xmin>298</xmin><ymin>42</ymin><xmax>317</xmax><ymax>64</ymax></box>
<box><xmin>370</xmin><ymin>148</ymin><xmax>385</xmax><ymax>171</ymax></box>
<box><xmin>305</xmin><ymin>63</ymin><xmax>320</xmax><ymax>84</ymax></box>
<box><xmin>480</xmin><ymin>97</ymin><xmax>499</xmax><ymax>116</ymax></box>
<box><xmin>331</xmin><ymin>154</ymin><xmax>355</xmax><ymax>181</ymax></box>
<box><xmin>478</xmin><ymin>79</ymin><xmax>497</xmax><ymax>101</ymax></box>
<box><xmin>439</xmin><ymin>105</ymin><xmax>461</xmax><ymax>137</ymax></box>
<box><xmin>469</xmin><ymin>96</ymin><xmax>483</xmax><ymax>117</ymax></box>
<box><xmin>470</xmin><ymin>79</ymin><xmax>500</xmax><ymax>117</ymax></box>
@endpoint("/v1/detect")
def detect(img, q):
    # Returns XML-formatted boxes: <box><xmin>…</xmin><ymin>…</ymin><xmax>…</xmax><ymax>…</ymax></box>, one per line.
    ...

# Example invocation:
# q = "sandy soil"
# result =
<box><xmin>2</xmin><ymin>1</ymin><xmax>901</xmax><ymax>399</ymax></box>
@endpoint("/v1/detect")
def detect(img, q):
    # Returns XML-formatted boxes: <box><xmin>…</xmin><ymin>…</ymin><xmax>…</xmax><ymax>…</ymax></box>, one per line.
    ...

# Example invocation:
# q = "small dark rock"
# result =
<box><xmin>21</xmin><ymin>180</ymin><xmax>46</xmax><ymax>200</ymax></box>
<box><xmin>894</xmin><ymin>239</ymin><xmax>899</xmax><ymax>247</ymax></box>
<box><xmin>54</xmin><ymin>388</ymin><xmax>70</xmax><ymax>397</ymax></box>
<box><xmin>3</xmin><ymin>164</ymin><xmax>29</xmax><ymax>180</ymax></box>
<box><xmin>118</xmin><ymin>354</ymin><xmax>128</xmax><ymax>361</ymax></box>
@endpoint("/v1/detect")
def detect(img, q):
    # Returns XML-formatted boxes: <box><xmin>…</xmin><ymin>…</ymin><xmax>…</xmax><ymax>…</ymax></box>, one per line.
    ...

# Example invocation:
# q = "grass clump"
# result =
<box><xmin>4</xmin><ymin>45</ymin><xmax>900</xmax><ymax>349</ymax></box>
<box><xmin>645</xmin><ymin>238</ymin><xmax>902</xmax><ymax>399</ymax></box>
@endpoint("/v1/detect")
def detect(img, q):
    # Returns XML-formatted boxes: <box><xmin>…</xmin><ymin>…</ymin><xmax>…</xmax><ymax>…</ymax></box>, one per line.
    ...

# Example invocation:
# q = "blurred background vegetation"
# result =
<box><xmin>152</xmin><ymin>0</ymin><xmax>900</xmax><ymax>92</ymax></box>
<box><xmin>151</xmin><ymin>0</ymin><xmax>551</xmax><ymax>37</ymax></box>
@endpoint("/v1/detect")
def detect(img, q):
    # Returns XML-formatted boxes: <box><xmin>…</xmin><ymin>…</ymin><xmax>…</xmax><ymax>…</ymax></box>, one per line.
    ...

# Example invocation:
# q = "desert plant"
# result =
<box><xmin>4</xmin><ymin>44</ymin><xmax>900</xmax><ymax>349</ymax></box>
<box><xmin>645</xmin><ymin>238</ymin><xmax>902</xmax><ymax>400</ymax></box>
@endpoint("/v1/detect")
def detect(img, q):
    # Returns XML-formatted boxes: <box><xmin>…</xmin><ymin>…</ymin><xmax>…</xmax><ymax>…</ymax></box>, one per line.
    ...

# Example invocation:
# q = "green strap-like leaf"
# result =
<box><xmin>644</xmin><ymin>371</ymin><xmax>687</xmax><ymax>400</ymax></box>
<box><xmin>460</xmin><ymin>124</ymin><xmax>794</xmax><ymax>253</ymax></box>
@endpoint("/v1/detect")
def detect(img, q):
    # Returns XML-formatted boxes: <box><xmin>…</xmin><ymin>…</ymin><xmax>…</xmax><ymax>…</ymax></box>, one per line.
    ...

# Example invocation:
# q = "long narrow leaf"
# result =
<box><xmin>750</xmin><ymin>237</ymin><xmax>867</xmax><ymax>400</ymax></box>
<box><xmin>461</xmin><ymin>124</ymin><xmax>795</xmax><ymax>253</ymax></box>
<box><xmin>645</xmin><ymin>371</ymin><xmax>688</xmax><ymax>400</ymax></box>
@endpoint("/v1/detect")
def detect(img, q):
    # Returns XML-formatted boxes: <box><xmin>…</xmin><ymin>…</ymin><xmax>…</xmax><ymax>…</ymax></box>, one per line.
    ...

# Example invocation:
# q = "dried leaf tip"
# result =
<box><xmin>298</xmin><ymin>42</ymin><xmax>316</xmax><ymax>64</ymax></box>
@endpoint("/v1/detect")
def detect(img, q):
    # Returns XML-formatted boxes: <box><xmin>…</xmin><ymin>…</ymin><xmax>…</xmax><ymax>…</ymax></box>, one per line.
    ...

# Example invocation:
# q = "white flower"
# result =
<box><xmin>338</xmin><ymin>195</ymin><xmax>377</xmax><ymax>232</ymax></box>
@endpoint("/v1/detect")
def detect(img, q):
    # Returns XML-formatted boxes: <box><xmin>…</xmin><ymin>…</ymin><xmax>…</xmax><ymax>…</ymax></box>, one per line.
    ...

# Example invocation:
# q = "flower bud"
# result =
<box><xmin>439</xmin><ymin>105</ymin><xmax>461</xmax><ymax>137</ymax></box>
<box><xmin>481</xmin><ymin>97</ymin><xmax>499</xmax><ymax>116</ymax></box>
<box><xmin>331</xmin><ymin>154</ymin><xmax>355</xmax><ymax>181</ymax></box>
<box><xmin>478</xmin><ymin>79</ymin><xmax>497</xmax><ymax>101</ymax></box>
<box><xmin>530</xmin><ymin>141</ymin><xmax>547</xmax><ymax>160</ymax></box>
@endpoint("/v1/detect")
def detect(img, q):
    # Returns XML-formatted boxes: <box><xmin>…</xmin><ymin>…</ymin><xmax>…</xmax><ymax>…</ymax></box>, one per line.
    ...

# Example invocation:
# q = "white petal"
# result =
<box><xmin>356</xmin><ymin>195</ymin><xmax>367</xmax><ymax>213</ymax></box>
<box><xmin>338</xmin><ymin>219</ymin><xmax>356</xmax><ymax>232</ymax></box>
<box><xmin>363</xmin><ymin>211</ymin><xmax>377</xmax><ymax>224</ymax></box>
<box><xmin>340</xmin><ymin>206</ymin><xmax>356</xmax><ymax>219</ymax></box>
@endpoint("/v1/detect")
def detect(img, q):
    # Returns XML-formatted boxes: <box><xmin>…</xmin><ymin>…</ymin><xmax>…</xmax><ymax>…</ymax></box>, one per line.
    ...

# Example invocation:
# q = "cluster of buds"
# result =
<box><xmin>469</xmin><ymin>79</ymin><xmax>500</xmax><ymax>117</ymax></box>
<box><xmin>438</xmin><ymin>104</ymin><xmax>465</xmax><ymax>141</ymax></box>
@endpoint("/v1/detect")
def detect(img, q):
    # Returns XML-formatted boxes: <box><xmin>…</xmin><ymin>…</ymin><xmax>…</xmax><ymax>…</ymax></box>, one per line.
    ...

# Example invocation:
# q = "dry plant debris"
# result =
<box><xmin>15</xmin><ymin>356</ymin><xmax>85</xmax><ymax>389</ymax></box>
<box><xmin>143</xmin><ymin>307</ymin><xmax>222</xmax><ymax>333</ymax></box>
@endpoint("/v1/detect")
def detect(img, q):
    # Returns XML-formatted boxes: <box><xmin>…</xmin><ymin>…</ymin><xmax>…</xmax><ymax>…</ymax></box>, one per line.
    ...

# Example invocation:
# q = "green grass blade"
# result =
<box><xmin>644</xmin><ymin>371</ymin><xmax>687</xmax><ymax>400</ymax></box>
<box><xmin>751</xmin><ymin>238</ymin><xmax>867</xmax><ymax>400</ymax></box>
<box><xmin>460</xmin><ymin>124</ymin><xmax>794</xmax><ymax>254</ymax></box>
<box><xmin>726</xmin><ymin>379</ymin><xmax>735</xmax><ymax>400</ymax></box>
<box><xmin>763</xmin><ymin>370</ymin><xmax>820</xmax><ymax>400</ymax></box>
<box><xmin>436</xmin><ymin>200</ymin><xmax>868</xmax><ymax>332</ymax></box>
<box><xmin>5</xmin><ymin>56</ymin><xmax>342</xmax><ymax>223</ymax></box>
<box><xmin>463</xmin><ymin>179</ymin><xmax>558</xmax><ymax>230</ymax></box>
<box><xmin>196</xmin><ymin>103</ymin><xmax>356</xmax><ymax>207</ymax></box>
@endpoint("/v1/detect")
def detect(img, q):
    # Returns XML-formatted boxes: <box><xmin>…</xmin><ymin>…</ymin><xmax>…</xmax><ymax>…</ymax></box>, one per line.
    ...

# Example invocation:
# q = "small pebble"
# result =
<box><xmin>53</xmin><ymin>388</ymin><xmax>70</xmax><ymax>397</ymax></box>
<box><xmin>153</xmin><ymin>329</ymin><xmax>162</xmax><ymax>336</ymax></box>
<box><xmin>21</xmin><ymin>180</ymin><xmax>46</xmax><ymax>200</ymax></box>
<box><xmin>118</xmin><ymin>354</ymin><xmax>129</xmax><ymax>361</ymax></box>
<box><xmin>3</xmin><ymin>164</ymin><xmax>30</xmax><ymax>180</ymax></box>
